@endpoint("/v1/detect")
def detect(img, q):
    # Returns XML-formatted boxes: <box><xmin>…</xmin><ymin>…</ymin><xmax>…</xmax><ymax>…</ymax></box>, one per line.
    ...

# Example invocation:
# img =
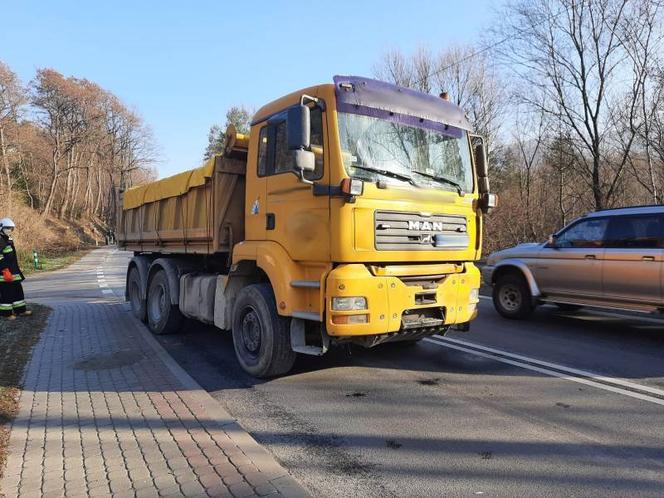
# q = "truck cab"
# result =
<box><xmin>118</xmin><ymin>75</ymin><xmax>495</xmax><ymax>377</ymax></box>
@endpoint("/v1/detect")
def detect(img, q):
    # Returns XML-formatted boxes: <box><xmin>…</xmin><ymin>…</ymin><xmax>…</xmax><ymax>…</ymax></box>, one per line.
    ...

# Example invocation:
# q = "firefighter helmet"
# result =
<box><xmin>0</xmin><ymin>218</ymin><xmax>15</xmax><ymax>235</ymax></box>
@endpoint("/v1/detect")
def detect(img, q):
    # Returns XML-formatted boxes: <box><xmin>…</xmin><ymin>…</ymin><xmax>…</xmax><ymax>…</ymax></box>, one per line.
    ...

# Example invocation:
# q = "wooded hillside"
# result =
<box><xmin>0</xmin><ymin>61</ymin><xmax>155</xmax><ymax>260</ymax></box>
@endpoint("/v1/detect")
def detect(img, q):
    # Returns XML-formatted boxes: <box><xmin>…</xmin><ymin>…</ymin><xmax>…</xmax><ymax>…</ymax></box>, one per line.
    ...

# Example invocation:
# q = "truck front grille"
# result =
<box><xmin>374</xmin><ymin>211</ymin><xmax>469</xmax><ymax>251</ymax></box>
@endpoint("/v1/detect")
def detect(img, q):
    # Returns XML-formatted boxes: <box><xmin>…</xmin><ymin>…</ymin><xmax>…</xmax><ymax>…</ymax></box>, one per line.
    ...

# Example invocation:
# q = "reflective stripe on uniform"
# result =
<box><xmin>12</xmin><ymin>274</ymin><xmax>22</xmax><ymax>282</ymax></box>
<box><xmin>12</xmin><ymin>300</ymin><xmax>26</xmax><ymax>307</ymax></box>
<box><xmin>2</xmin><ymin>246</ymin><xmax>12</xmax><ymax>254</ymax></box>
<box><xmin>0</xmin><ymin>304</ymin><xmax>12</xmax><ymax>311</ymax></box>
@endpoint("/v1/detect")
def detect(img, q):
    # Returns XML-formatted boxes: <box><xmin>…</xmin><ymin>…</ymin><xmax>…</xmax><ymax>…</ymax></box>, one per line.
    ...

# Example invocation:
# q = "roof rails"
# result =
<box><xmin>594</xmin><ymin>204</ymin><xmax>664</xmax><ymax>213</ymax></box>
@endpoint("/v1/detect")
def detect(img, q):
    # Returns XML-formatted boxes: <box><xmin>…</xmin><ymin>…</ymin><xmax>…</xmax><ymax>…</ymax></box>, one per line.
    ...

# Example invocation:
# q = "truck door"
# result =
<box><xmin>244</xmin><ymin>124</ymin><xmax>268</xmax><ymax>241</ymax></box>
<box><xmin>264</xmin><ymin>106</ymin><xmax>330</xmax><ymax>262</ymax></box>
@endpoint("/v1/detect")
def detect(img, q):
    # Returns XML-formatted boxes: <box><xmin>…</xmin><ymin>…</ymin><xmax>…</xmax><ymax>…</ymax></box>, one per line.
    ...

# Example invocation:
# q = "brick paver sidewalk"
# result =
<box><xmin>1</xmin><ymin>288</ymin><xmax>308</xmax><ymax>496</ymax></box>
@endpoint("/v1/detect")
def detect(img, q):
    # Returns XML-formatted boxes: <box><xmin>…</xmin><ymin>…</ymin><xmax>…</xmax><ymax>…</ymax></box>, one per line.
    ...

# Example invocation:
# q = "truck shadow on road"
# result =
<box><xmin>155</xmin><ymin>303</ymin><xmax>664</xmax><ymax>395</ymax></box>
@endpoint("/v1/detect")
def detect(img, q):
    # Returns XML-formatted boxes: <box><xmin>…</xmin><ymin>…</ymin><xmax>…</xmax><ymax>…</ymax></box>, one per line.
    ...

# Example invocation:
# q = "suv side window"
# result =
<box><xmin>257</xmin><ymin>106</ymin><xmax>324</xmax><ymax>180</ymax></box>
<box><xmin>605</xmin><ymin>214</ymin><xmax>664</xmax><ymax>248</ymax></box>
<box><xmin>556</xmin><ymin>218</ymin><xmax>609</xmax><ymax>248</ymax></box>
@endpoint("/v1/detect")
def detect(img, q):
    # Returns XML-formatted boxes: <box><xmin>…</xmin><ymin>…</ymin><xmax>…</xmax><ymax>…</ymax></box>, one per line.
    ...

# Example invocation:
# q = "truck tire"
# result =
<box><xmin>232</xmin><ymin>284</ymin><xmax>296</xmax><ymax>378</ymax></box>
<box><xmin>127</xmin><ymin>266</ymin><xmax>146</xmax><ymax>322</ymax></box>
<box><xmin>493</xmin><ymin>272</ymin><xmax>534</xmax><ymax>319</ymax></box>
<box><xmin>146</xmin><ymin>269</ymin><xmax>183</xmax><ymax>335</ymax></box>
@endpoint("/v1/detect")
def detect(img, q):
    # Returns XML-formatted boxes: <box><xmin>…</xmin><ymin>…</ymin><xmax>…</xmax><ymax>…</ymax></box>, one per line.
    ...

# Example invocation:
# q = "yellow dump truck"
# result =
<box><xmin>117</xmin><ymin>75</ymin><xmax>496</xmax><ymax>377</ymax></box>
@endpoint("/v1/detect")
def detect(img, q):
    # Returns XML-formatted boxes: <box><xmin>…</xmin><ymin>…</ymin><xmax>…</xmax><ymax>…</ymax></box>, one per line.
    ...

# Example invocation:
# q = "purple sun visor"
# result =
<box><xmin>334</xmin><ymin>75</ymin><xmax>472</xmax><ymax>137</ymax></box>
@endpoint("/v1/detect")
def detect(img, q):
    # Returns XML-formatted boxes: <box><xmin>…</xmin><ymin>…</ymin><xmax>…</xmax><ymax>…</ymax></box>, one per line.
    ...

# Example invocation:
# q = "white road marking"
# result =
<box><xmin>96</xmin><ymin>265</ymin><xmax>115</xmax><ymax>297</ymax></box>
<box><xmin>424</xmin><ymin>336</ymin><xmax>664</xmax><ymax>406</ymax></box>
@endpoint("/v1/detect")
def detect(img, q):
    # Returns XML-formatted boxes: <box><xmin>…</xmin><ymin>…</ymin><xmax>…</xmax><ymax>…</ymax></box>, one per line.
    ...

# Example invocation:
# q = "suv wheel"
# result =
<box><xmin>493</xmin><ymin>273</ymin><xmax>534</xmax><ymax>319</ymax></box>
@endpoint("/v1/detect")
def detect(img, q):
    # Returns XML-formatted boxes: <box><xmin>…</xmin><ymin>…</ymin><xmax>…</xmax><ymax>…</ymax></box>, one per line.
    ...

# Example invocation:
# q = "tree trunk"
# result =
<box><xmin>0</xmin><ymin>126</ymin><xmax>12</xmax><ymax>203</ymax></box>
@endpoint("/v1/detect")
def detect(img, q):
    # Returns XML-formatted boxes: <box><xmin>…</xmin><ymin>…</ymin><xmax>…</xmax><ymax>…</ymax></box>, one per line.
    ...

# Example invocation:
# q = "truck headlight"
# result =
<box><xmin>332</xmin><ymin>296</ymin><xmax>367</xmax><ymax>311</ymax></box>
<box><xmin>469</xmin><ymin>288</ymin><xmax>479</xmax><ymax>303</ymax></box>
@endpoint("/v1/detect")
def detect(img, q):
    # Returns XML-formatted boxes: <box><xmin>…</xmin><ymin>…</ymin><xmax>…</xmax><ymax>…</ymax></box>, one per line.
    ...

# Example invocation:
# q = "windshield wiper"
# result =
<box><xmin>350</xmin><ymin>164</ymin><xmax>420</xmax><ymax>187</ymax></box>
<box><xmin>412</xmin><ymin>170</ymin><xmax>464</xmax><ymax>195</ymax></box>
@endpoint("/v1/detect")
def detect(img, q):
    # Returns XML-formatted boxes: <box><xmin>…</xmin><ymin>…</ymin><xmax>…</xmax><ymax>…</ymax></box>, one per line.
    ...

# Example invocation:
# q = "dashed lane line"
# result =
<box><xmin>96</xmin><ymin>266</ymin><xmax>116</xmax><ymax>297</ymax></box>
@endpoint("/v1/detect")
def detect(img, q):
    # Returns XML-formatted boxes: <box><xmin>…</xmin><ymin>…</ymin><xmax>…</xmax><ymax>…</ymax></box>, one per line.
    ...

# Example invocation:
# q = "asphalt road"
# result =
<box><xmin>27</xmin><ymin>249</ymin><xmax>664</xmax><ymax>497</ymax></box>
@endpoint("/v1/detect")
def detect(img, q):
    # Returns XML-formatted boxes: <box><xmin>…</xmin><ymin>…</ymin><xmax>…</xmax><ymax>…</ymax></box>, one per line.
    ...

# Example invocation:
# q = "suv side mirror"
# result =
<box><xmin>547</xmin><ymin>234</ymin><xmax>558</xmax><ymax>248</ymax></box>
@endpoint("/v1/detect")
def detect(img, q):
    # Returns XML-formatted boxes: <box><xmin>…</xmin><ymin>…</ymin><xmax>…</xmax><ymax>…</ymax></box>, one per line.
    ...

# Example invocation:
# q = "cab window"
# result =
<box><xmin>257</xmin><ymin>106</ymin><xmax>324</xmax><ymax>180</ymax></box>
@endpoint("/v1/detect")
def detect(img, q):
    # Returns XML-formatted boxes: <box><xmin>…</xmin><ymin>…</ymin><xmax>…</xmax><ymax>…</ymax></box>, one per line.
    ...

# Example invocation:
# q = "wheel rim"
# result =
<box><xmin>499</xmin><ymin>284</ymin><xmax>522</xmax><ymax>312</ymax></box>
<box><xmin>240</xmin><ymin>306</ymin><xmax>262</xmax><ymax>358</ymax></box>
<box><xmin>148</xmin><ymin>284</ymin><xmax>166</xmax><ymax>324</ymax></box>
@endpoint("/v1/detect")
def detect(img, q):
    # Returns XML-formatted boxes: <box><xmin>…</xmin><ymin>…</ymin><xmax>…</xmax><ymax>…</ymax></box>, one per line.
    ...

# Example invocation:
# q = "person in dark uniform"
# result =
<box><xmin>0</xmin><ymin>218</ymin><xmax>31</xmax><ymax>320</ymax></box>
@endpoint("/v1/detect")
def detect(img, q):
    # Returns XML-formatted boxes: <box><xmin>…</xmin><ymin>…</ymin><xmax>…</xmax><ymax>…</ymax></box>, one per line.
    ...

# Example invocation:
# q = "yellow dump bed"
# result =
<box><xmin>117</xmin><ymin>129</ymin><xmax>248</xmax><ymax>255</ymax></box>
<box><xmin>123</xmin><ymin>158</ymin><xmax>216</xmax><ymax>210</ymax></box>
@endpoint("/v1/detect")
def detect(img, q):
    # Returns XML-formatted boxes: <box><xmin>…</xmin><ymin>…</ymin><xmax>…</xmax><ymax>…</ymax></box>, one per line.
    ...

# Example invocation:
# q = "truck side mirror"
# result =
<box><xmin>287</xmin><ymin>104</ymin><xmax>316</xmax><ymax>181</ymax></box>
<box><xmin>471</xmin><ymin>134</ymin><xmax>496</xmax><ymax>213</ymax></box>
<box><xmin>473</xmin><ymin>137</ymin><xmax>488</xmax><ymax>181</ymax></box>
<box><xmin>287</xmin><ymin>104</ymin><xmax>311</xmax><ymax>150</ymax></box>
<box><xmin>292</xmin><ymin>149</ymin><xmax>315</xmax><ymax>172</ymax></box>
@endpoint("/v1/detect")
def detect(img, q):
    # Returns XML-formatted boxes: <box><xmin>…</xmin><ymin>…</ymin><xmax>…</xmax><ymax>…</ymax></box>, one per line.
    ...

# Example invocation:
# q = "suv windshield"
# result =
<box><xmin>338</xmin><ymin>111</ymin><xmax>473</xmax><ymax>193</ymax></box>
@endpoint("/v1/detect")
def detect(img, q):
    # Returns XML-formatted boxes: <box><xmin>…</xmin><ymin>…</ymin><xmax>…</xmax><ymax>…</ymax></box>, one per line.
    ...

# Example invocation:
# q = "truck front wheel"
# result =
<box><xmin>147</xmin><ymin>269</ymin><xmax>183</xmax><ymax>334</ymax></box>
<box><xmin>232</xmin><ymin>284</ymin><xmax>296</xmax><ymax>378</ymax></box>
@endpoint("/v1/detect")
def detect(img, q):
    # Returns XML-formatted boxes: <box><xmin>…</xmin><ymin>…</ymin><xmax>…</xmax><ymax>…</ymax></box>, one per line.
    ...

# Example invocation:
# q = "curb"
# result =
<box><xmin>100</xmin><ymin>250</ymin><xmax>310</xmax><ymax>497</ymax></box>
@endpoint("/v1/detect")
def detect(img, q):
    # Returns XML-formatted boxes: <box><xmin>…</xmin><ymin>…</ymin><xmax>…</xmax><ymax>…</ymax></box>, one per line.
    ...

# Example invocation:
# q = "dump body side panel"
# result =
<box><xmin>117</xmin><ymin>156</ymin><xmax>246</xmax><ymax>254</ymax></box>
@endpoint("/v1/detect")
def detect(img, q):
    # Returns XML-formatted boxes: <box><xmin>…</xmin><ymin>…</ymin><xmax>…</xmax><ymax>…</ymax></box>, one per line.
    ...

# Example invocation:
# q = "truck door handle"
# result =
<box><xmin>266</xmin><ymin>213</ymin><xmax>276</xmax><ymax>230</ymax></box>
<box><xmin>643</xmin><ymin>255</ymin><xmax>655</xmax><ymax>261</ymax></box>
<box><xmin>585</xmin><ymin>254</ymin><xmax>596</xmax><ymax>260</ymax></box>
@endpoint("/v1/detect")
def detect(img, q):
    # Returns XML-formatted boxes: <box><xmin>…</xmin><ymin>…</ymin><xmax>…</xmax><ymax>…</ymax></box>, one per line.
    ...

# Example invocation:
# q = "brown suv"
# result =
<box><xmin>482</xmin><ymin>206</ymin><xmax>664</xmax><ymax>318</ymax></box>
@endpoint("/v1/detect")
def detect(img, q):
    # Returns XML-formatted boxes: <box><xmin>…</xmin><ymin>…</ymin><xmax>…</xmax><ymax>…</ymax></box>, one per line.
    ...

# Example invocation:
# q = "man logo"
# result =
<box><xmin>408</xmin><ymin>220</ymin><xmax>444</xmax><ymax>231</ymax></box>
<box><xmin>420</xmin><ymin>233</ymin><xmax>433</xmax><ymax>244</ymax></box>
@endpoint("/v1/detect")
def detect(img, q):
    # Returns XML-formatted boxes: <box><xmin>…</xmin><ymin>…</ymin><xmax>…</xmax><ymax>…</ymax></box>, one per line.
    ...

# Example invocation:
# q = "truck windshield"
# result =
<box><xmin>338</xmin><ymin>112</ymin><xmax>473</xmax><ymax>193</ymax></box>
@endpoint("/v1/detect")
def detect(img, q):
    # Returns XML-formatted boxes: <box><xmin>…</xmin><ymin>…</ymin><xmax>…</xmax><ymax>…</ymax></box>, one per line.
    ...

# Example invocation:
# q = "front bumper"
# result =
<box><xmin>325</xmin><ymin>263</ymin><xmax>481</xmax><ymax>337</ymax></box>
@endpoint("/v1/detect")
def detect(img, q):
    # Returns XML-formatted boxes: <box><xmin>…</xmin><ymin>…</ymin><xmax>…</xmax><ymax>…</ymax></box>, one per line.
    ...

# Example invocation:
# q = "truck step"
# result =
<box><xmin>290</xmin><ymin>280</ymin><xmax>321</xmax><ymax>289</ymax></box>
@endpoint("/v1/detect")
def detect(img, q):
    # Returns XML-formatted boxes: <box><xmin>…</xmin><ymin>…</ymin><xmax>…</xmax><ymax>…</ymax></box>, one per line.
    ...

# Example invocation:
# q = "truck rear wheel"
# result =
<box><xmin>147</xmin><ymin>269</ymin><xmax>183</xmax><ymax>335</ymax></box>
<box><xmin>127</xmin><ymin>267</ymin><xmax>146</xmax><ymax>322</ymax></box>
<box><xmin>232</xmin><ymin>284</ymin><xmax>296</xmax><ymax>378</ymax></box>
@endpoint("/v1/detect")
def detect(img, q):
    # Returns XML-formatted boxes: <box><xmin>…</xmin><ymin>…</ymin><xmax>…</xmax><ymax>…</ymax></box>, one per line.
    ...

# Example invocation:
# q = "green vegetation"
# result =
<box><xmin>20</xmin><ymin>249</ymin><xmax>90</xmax><ymax>275</ymax></box>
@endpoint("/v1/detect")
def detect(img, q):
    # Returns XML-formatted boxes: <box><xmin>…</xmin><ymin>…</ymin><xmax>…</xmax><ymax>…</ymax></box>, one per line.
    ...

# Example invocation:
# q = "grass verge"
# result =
<box><xmin>21</xmin><ymin>249</ymin><xmax>91</xmax><ymax>276</ymax></box>
<box><xmin>0</xmin><ymin>304</ymin><xmax>51</xmax><ymax>485</ymax></box>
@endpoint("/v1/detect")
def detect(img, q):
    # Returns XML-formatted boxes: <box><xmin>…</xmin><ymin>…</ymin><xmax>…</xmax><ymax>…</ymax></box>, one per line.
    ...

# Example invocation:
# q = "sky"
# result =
<box><xmin>0</xmin><ymin>0</ymin><xmax>497</xmax><ymax>177</ymax></box>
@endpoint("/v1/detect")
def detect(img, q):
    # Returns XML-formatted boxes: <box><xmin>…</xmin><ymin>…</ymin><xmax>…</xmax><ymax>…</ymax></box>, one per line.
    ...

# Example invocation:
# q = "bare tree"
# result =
<box><xmin>374</xmin><ymin>45</ymin><xmax>504</xmax><ymax>155</ymax></box>
<box><xmin>0</xmin><ymin>62</ymin><xmax>27</xmax><ymax>195</ymax></box>
<box><xmin>495</xmin><ymin>0</ymin><xmax>661</xmax><ymax>210</ymax></box>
